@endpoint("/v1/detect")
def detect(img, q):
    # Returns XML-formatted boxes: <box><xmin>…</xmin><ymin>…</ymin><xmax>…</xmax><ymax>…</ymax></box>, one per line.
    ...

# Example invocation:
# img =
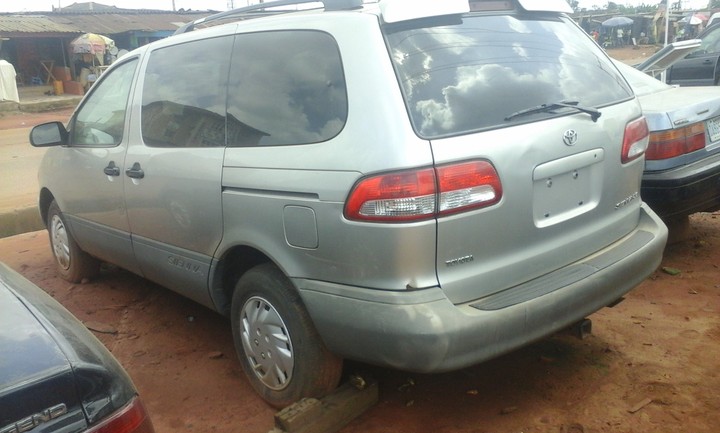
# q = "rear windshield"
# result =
<box><xmin>385</xmin><ymin>14</ymin><xmax>633</xmax><ymax>138</ymax></box>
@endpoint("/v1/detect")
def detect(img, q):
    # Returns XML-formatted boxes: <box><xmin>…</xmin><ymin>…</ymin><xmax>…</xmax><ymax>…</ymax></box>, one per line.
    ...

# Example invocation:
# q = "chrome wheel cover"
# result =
<box><xmin>50</xmin><ymin>214</ymin><xmax>71</xmax><ymax>271</ymax></box>
<box><xmin>240</xmin><ymin>296</ymin><xmax>294</xmax><ymax>391</ymax></box>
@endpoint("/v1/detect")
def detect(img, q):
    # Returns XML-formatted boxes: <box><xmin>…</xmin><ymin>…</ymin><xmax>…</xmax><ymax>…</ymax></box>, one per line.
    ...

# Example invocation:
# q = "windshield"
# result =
<box><xmin>385</xmin><ymin>14</ymin><xmax>633</xmax><ymax>138</ymax></box>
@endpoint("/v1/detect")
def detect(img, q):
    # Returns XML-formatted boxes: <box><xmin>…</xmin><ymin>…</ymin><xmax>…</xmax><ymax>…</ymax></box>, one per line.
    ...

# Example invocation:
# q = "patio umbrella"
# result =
<box><xmin>69</xmin><ymin>33</ymin><xmax>110</xmax><ymax>55</ymax></box>
<box><xmin>679</xmin><ymin>14</ymin><xmax>705</xmax><ymax>25</ymax></box>
<box><xmin>601</xmin><ymin>16</ymin><xmax>633</xmax><ymax>27</ymax></box>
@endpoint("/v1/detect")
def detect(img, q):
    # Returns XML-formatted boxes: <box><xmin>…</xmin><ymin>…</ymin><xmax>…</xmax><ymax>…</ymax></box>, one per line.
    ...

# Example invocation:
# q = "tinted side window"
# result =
<box><xmin>141</xmin><ymin>36</ymin><xmax>232</xmax><ymax>147</ymax></box>
<box><xmin>385</xmin><ymin>14</ymin><xmax>633</xmax><ymax>138</ymax></box>
<box><xmin>227</xmin><ymin>31</ymin><xmax>348</xmax><ymax>147</ymax></box>
<box><xmin>70</xmin><ymin>59</ymin><xmax>137</xmax><ymax>146</ymax></box>
<box><xmin>692</xmin><ymin>26</ymin><xmax>720</xmax><ymax>56</ymax></box>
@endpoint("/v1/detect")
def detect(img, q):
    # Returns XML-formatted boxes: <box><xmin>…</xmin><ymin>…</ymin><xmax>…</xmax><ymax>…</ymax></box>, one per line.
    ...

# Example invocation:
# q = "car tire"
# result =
<box><xmin>231</xmin><ymin>263</ymin><xmax>342</xmax><ymax>408</ymax></box>
<box><xmin>47</xmin><ymin>200</ymin><xmax>100</xmax><ymax>283</ymax></box>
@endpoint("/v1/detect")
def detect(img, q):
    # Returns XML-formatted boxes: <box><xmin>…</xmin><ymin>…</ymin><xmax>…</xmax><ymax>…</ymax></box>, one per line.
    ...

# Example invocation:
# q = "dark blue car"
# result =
<box><xmin>667</xmin><ymin>24</ymin><xmax>720</xmax><ymax>86</ymax></box>
<box><xmin>0</xmin><ymin>261</ymin><xmax>154</xmax><ymax>433</ymax></box>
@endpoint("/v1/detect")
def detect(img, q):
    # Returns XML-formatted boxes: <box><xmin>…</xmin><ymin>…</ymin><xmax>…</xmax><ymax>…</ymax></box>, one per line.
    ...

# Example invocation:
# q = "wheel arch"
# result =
<box><xmin>39</xmin><ymin>188</ymin><xmax>55</xmax><ymax>227</ymax></box>
<box><xmin>210</xmin><ymin>244</ymin><xmax>276</xmax><ymax>317</ymax></box>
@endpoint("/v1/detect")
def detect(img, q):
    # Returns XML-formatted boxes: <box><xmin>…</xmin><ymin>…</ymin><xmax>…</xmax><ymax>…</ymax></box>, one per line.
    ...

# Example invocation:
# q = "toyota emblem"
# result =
<box><xmin>563</xmin><ymin>129</ymin><xmax>578</xmax><ymax>146</ymax></box>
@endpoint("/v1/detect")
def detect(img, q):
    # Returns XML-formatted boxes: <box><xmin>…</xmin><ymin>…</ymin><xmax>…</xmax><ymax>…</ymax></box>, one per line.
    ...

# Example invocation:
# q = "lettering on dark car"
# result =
<box><xmin>0</xmin><ymin>404</ymin><xmax>67</xmax><ymax>433</ymax></box>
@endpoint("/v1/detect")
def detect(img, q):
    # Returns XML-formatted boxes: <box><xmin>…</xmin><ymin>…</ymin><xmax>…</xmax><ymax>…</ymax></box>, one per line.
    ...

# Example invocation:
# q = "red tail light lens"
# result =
<box><xmin>344</xmin><ymin>168</ymin><xmax>436</xmax><ymax>222</ymax></box>
<box><xmin>87</xmin><ymin>397</ymin><xmax>155</xmax><ymax>433</ymax></box>
<box><xmin>345</xmin><ymin>160</ymin><xmax>502</xmax><ymax>222</ymax></box>
<box><xmin>436</xmin><ymin>161</ymin><xmax>502</xmax><ymax>216</ymax></box>
<box><xmin>621</xmin><ymin>117</ymin><xmax>649</xmax><ymax>163</ymax></box>
<box><xmin>646</xmin><ymin>122</ymin><xmax>706</xmax><ymax>160</ymax></box>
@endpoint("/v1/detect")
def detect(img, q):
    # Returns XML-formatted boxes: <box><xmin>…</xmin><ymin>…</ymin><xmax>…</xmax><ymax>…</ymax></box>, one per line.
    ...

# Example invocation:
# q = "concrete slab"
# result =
<box><xmin>0</xmin><ymin>85</ymin><xmax>82</xmax><ymax>114</ymax></box>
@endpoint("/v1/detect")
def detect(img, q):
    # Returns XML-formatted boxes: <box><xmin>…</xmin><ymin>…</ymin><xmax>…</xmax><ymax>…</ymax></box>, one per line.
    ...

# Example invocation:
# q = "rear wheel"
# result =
<box><xmin>47</xmin><ymin>200</ymin><xmax>99</xmax><ymax>283</ymax></box>
<box><xmin>231</xmin><ymin>263</ymin><xmax>342</xmax><ymax>407</ymax></box>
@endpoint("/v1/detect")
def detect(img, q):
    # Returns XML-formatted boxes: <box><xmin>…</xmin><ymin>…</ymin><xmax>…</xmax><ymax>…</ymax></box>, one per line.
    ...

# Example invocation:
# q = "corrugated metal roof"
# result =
<box><xmin>0</xmin><ymin>15</ymin><xmax>80</xmax><ymax>34</ymax></box>
<box><xmin>0</xmin><ymin>10</ymin><xmax>213</xmax><ymax>35</ymax></box>
<box><xmin>50</xmin><ymin>12</ymin><xmax>212</xmax><ymax>34</ymax></box>
<box><xmin>61</xmin><ymin>2</ymin><xmax>126</xmax><ymax>12</ymax></box>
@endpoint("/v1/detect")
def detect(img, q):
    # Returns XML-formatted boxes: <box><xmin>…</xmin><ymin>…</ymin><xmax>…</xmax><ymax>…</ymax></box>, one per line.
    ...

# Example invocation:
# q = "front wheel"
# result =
<box><xmin>231</xmin><ymin>263</ymin><xmax>342</xmax><ymax>407</ymax></box>
<box><xmin>47</xmin><ymin>200</ymin><xmax>99</xmax><ymax>283</ymax></box>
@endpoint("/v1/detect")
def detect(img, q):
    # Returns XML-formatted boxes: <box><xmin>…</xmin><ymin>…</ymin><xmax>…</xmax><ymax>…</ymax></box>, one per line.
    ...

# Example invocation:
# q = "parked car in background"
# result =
<box><xmin>666</xmin><ymin>23</ymin><xmax>720</xmax><ymax>86</ymax></box>
<box><xmin>615</xmin><ymin>60</ymin><xmax>720</xmax><ymax>221</ymax></box>
<box><xmin>30</xmin><ymin>0</ymin><xmax>667</xmax><ymax>407</ymax></box>
<box><xmin>708</xmin><ymin>12</ymin><xmax>720</xmax><ymax>27</ymax></box>
<box><xmin>0</xmin><ymin>261</ymin><xmax>154</xmax><ymax>433</ymax></box>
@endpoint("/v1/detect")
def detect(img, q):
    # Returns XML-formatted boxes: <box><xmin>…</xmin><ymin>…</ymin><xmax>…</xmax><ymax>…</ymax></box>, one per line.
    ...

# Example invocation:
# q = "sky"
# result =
<box><xmin>0</xmin><ymin>0</ymin><xmax>260</xmax><ymax>13</ymax></box>
<box><xmin>0</xmin><ymin>0</ymin><xmax>710</xmax><ymax>13</ymax></box>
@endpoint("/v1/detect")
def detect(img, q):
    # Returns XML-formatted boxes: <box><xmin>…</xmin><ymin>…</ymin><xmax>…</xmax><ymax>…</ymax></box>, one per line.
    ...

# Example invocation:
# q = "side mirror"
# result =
<box><xmin>30</xmin><ymin>122</ymin><xmax>69</xmax><ymax>147</ymax></box>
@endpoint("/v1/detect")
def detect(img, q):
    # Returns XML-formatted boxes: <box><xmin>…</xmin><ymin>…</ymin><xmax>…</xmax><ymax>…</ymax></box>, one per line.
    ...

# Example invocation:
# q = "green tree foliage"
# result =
<box><xmin>570</xmin><ymin>2</ymin><xmax>662</xmax><ymax>13</ymax></box>
<box><xmin>618</xmin><ymin>3</ymin><xmax>658</xmax><ymax>13</ymax></box>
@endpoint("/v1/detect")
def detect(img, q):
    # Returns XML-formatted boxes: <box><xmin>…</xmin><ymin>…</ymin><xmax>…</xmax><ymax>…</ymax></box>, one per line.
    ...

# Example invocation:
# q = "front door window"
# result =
<box><xmin>70</xmin><ymin>59</ymin><xmax>138</xmax><ymax>146</ymax></box>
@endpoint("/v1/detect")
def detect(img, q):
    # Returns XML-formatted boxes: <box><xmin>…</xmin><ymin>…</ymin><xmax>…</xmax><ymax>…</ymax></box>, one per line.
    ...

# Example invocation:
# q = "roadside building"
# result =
<box><xmin>0</xmin><ymin>2</ymin><xmax>212</xmax><ymax>90</ymax></box>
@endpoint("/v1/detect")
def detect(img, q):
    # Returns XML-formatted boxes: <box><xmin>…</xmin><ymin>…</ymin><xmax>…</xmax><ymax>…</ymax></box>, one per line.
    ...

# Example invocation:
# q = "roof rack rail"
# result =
<box><xmin>174</xmin><ymin>0</ymin><xmax>364</xmax><ymax>35</ymax></box>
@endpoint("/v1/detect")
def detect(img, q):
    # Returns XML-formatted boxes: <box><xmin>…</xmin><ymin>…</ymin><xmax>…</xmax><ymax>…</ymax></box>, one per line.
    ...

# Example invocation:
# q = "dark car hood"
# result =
<box><xmin>0</xmin><ymin>282</ymin><xmax>72</xmax><ymax>391</ymax></box>
<box><xmin>634</xmin><ymin>39</ymin><xmax>701</xmax><ymax>74</ymax></box>
<box><xmin>0</xmin><ymin>262</ymin><xmax>137</xmax><ymax>432</ymax></box>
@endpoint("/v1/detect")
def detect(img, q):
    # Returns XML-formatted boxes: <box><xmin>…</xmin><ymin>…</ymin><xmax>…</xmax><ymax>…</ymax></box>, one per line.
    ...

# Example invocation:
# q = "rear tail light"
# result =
<box><xmin>436</xmin><ymin>161</ymin><xmax>502</xmax><ymax>215</ymax></box>
<box><xmin>621</xmin><ymin>117</ymin><xmax>650</xmax><ymax>163</ymax></box>
<box><xmin>87</xmin><ymin>397</ymin><xmax>155</xmax><ymax>433</ymax></box>
<box><xmin>345</xmin><ymin>168</ymin><xmax>436</xmax><ymax>222</ymax></box>
<box><xmin>345</xmin><ymin>160</ymin><xmax>502</xmax><ymax>222</ymax></box>
<box><xmin>646</xmin><ymin>122</ymin><xmax>706</xmax><ymax>160</ymax></box>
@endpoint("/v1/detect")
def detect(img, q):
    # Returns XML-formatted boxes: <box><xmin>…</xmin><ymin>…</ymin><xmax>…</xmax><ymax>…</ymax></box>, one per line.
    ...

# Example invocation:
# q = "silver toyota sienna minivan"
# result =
<box><xmin>31</xmin><ymin>0</ymin><xmax>668</xmax><ymax>407</ymax></box>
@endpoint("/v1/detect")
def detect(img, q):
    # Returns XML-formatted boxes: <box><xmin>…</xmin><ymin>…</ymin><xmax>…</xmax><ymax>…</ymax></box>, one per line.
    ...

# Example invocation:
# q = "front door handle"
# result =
<box><xmin>103</xmin><ymin>161</ymin><xmax>120</xmax><ymax>176</ymax></box>
<box><xmin>125</xmin><ymin>162</ymin><xmax>145</xmax><ymax>179</ymax></box>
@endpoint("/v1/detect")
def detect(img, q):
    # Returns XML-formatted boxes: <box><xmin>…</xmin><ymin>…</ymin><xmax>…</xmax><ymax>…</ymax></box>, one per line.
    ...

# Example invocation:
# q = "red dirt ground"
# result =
<box><xmin>1</xmin><ymin>216</ymin><xmax>719</xmax><ymax>433</ymax></box>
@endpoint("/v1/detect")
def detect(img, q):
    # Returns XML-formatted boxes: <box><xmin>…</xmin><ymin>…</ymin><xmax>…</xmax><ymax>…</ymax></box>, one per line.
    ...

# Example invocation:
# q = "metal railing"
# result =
<box><xmin>174</xmin><ymin>0</ymin><xmax>364</xmax><ymax>34</ymax></box>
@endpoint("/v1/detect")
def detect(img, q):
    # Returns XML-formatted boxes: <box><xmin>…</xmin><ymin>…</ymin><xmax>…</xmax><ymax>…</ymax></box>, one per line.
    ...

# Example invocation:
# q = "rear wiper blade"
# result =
<box><xmin>504</xmin><ymin>100</ymin><xmax>601</xmax><ymax>123</ymax></box>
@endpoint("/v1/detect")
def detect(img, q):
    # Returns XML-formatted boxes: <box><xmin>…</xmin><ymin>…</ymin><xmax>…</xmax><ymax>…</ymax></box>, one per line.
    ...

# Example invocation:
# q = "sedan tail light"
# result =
<box><xmin>345</xmin><ymin>160</ymin><xmax>502</xmax><ymax>222</ymax></box>
<box><xmin>646</xmin><ymin>122</ymin><xmax>706</xmax><ymax>160</ymax></box>
<box><xmin>87</xmin><ymin>397</ymin><xmax>155</xmax><ymax>433</ymax></box>
<box><xmin>621</xmin><ymin>117</ymin><xmax>650</xmax><ymax>163</ymax></box>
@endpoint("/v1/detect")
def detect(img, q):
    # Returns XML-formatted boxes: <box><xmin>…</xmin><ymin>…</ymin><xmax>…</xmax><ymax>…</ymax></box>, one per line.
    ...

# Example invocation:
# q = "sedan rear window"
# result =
<box><xmin>385</xmin><ymin>14</ymin><xmax>633</xmax><ymax>138</ymax></box>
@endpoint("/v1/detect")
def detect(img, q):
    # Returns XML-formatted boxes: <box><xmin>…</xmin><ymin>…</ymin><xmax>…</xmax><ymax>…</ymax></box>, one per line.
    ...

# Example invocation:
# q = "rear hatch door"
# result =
<box><xmin>385</xmin><ymin>10</ymin><xmax>645</xmax><ymax>304</ymax></box>
<box><xmin>431</xmin><ymin>111</ymin><xmax>643</xmax><ymax>304</ymax></box>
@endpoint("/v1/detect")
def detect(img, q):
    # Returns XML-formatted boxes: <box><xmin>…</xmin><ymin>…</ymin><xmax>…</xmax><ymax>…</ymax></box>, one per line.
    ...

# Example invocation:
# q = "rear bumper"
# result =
<box><xmin>295</xmin><ymin>204</ymin><xmax>667</xmax><ymax>373</ymax></box>
<box><xmin>642</xmin><ymin>152</ymin><xmax>720</xmax><ymax>219</ymax></box>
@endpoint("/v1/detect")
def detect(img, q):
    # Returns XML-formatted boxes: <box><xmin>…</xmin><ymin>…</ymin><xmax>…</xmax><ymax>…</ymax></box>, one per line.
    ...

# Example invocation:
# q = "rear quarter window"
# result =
<box><xmin>141</xmin><ymin>36</ymin><xmax>233</xmax><ymax>148</ymax></box>
<box><xmin>385</xmin><ymin>14</ymin><xmax>633</xmax><ymax>138</ymax></box>
<box><xmin>226</xmin><ymin>30</ymin><xmax>348</xmax><ymax>147</ymax></box>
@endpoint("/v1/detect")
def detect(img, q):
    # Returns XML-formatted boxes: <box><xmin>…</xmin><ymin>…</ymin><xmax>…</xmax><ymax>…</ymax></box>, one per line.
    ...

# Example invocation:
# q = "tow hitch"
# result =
<box><xmin>568</xmin><ymin>318</ymin><xmax>592</xmax><ymax>339</ymax></box>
